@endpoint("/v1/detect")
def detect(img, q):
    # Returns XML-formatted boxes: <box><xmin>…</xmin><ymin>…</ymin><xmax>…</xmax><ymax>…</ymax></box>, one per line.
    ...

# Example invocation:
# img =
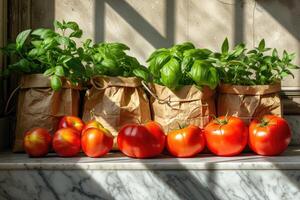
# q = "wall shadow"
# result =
<box><xmin>257</xmin><ymin>0</ymin><xmax>300</xmax><ymax>42</ymax></box>
<box><xmin>141</xmin><ymin>153</ymin><xmax>220</xmax><ymax>200</ymax></box>
<box><xmin>234</xmin><ymin>0</ymin><xmax>244</xmax><ymax>45</ymax></box>
<box><xmin>94</xmin><ymin>0</ymin><xmax>175</xmax><ymax>47</ymax></box>
<box><xmin>257</xmin><ymin>0</ymin><xmax>300</xmax><ymax>99</ymax></box>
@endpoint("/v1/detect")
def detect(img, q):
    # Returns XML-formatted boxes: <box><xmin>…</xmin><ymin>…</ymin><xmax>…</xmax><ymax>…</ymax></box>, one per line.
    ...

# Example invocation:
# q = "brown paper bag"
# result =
<box><xmin>217</xmin><ymin>83</ymin><xmax>282</xmax><ymax>124</ymax></box>
<box><xmin>13</xmin><ymin>74</ymin><xmax>80</xmax><ymax>152</ymax></box>
<box><xmin>148</xmin><ymin>83</ymin><xmax>216</xmax><ymax>133</ymax></box>
<box><xmin>82</xmin><ymin>76</ymin><xmax>151</xmax><ymax>148</ymax></box>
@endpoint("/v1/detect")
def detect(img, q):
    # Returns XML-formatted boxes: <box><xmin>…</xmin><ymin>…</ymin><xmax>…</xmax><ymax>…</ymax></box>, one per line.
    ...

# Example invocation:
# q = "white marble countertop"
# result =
<box><xmin>0</xmin><ymin>147</ymin><xmax>300</xmax><ymax>170</ymax></box>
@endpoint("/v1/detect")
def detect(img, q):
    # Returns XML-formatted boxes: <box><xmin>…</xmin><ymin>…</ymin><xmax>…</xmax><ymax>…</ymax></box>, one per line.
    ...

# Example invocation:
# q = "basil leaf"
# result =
<box><xmin>54</xmin><ymin>20</ymin><xmax>64</xmax><ymax>30</ymax></box>
<box><xmin>160</xmin><ymin>58</ymin><xmax>181</xmax><ymax>90</ymax></box>
<box><xmin>173</xmin><ymin>42</ymin><xmax>195</xmax><ymax>53</ymax></box>
<box><xmin>221</xmin><ymin>38</ymin><xmax>229</xmax><ymax>54</ymax></box>
<box><xmin>132</xmin><ymin>67</ymin><xmax>150</xmax><ymax>81</ymax></box>
<box><xmin>44</xmin><ymin>68</ymin><xmax>55</xmax><ymax>76</ymax></box>
<box><xmin>146</xmin><ymin>48</ymin><xmax>168</xmax><ymax>62</ymax></box>
<box><xmin>50</xmin><ymin>75</ymin><xmax>62</xmax><ymax>91</ymax></box>
<box><xmin>108</xmin><ymin>43</ymin><xmax>130</xmax><ymax>51</ymax></box>
<box><xmin>101</xmin><ymin>58</ymin><xmax>121</xmax><ymax>76</ymax></box>
<box><xmin>258</xmin><ymin>39</ymin><xmax>265</xmax><ymax>52</ymax></box>
<box><xmin>31</xmin><ymin>40</ymin><xmax>42</xmax><ymax>48</ymax></box>
<box><xmin>16</xmin><ymin>29</ymin><xmax>31</xmax><ymax>50</ymax></box>
<box><xmin>65</xmin><ymin>21</ymin><xmax>80</xmax><ymax>31</ymax></box>
<box><xmin>55</xmin><ymin>66</ymin><xmax>65</xmax><ymax>77</ymax></box>
<box><xmin>31</xmin><ymin>28</ymin><xmax>55</xmax><ymax>39</ymax></box>
<box><xmin>56</xmin><ymin>36</ymin><xmax>70</xmax><ymax>46</ymax></box>
<box><xmin>188</xmin><ymin>60</ymin><xmax>219</xmax><ymax>89</ymax></box>
<box><xmin>149</xmin><ymin>53</ymin><xmax>171</xmax><ymax>78</ymax></box>
<box><xmin>28</xmin><ymin>48</ymin><xmax>39</xmax><ymax>58</ymax></box>
<box><xmin>9</xmin><ymin>59</ymin><xmax>31</xmax><ymax>73</ymax></box>
<box><xmin>181</xmin><ymin>56</ymin><xmax>193</xmax><ymax>72</ymax></box>
<box><xmin>1</xmin><ymin>43</ymin><xmax>17</xmax><ymax>54</ymax></box>
<box><xmin>69</xmin><ymin>30</ymin><xmax>83</xmax><ymax>38</ymax></box>
<box><xmin>288</xmin><ymin>64</ymin><xmax>300</xmax><ymax>69</ymax></box>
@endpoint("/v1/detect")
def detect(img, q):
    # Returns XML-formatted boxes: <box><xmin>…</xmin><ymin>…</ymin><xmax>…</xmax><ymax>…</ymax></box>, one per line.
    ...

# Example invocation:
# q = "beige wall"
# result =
<box><xmin>32</xmin><ymin>0</ymin><xmax>300</xmax><ymax>89</ymax></box>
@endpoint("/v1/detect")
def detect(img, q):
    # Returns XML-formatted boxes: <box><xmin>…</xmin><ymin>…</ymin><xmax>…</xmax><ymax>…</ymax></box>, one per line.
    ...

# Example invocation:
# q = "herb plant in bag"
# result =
<box><xmin>146</xmin><ymin>42</ymin><xmax>219</xmax><ymax>131</ymax></box>
<box><xmin>214</xmin><ymin>38</ymin><xmax>299</xmax><ymax>123</ymax></box>
<box><xmin>0</xmin><ymin>20</ymin><xmax>85</xmax><ymax>152</ymax></box>
<box><xmin>82</xmin><ymin>41</ymin><xmax>151</xmax><ymax>148</ymax></box>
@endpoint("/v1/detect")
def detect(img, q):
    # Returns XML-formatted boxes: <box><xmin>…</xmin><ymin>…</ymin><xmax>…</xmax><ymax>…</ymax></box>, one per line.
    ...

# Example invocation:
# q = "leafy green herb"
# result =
<box><xmin>1</xmin><ymin>20</ymin><xmax>87</xmax><ymax>90</ymax></box>
<box><xmin>147</xmin><ymin>42</ymin><xmax>219</xmax><ymax>90</ymax></box>
<box><xmin>83</xmin><ymin>41</ymin><xmax>150</xmax><ymax>81</ymax></box>
<box><xmin>213</xmin><ymin>38</ymin><xmax>299</xmax><ymax>85</ymax></box>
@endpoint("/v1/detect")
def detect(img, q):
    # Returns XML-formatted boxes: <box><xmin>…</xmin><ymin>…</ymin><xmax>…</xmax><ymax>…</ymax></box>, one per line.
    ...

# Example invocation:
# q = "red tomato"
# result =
<box><xmin>58</xmin><ymin>116</ymin><xmax>84</xmax><ymax>133</ymax></box>
<box><xmin>117</xmin><ymin>121</ymin><xmax>166</xmax><ymax>158</ymax></box>
<box><xmin>204</xmin><ymin>116</ymin><xmax>248</xmax><ymax>156</ymax></box>
<box><xmin>82</xmin><ymin>120</ymin><xmax>104</xmax><ymax>134</ymax></box>
<box><xmin>249</xmin><ymin>115</ymin><xmax>291</xmax><ymax>156</ymax></box>
<box><xmin>23</xmin><ymin>128</ymin><xmax>52</xmax><ymax>157</ymax></box>
<box><xmin>52</xmin><ymin>128</ymin><xmax>81</xmax><ymax>157</ymax></box>
<box><xmin>81</xmin><ymin>128</ymin><xmax>113</xmax><ymax>158</ymax></box>
<box><xmin>166</xmin><ymin>125</ymin><xmax>205</xmax><ymax>157</ymax></box>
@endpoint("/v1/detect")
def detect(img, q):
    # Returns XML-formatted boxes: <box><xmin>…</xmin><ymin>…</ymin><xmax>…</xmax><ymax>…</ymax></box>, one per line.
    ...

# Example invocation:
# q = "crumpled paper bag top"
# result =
<box><xmin>150</xmin><ymin>83</ymin><xmax>216</xmax><ymax>133</ymax></box>
<box><xmin>217</xmin><ymin>83</ymin><xmax>282</xmax><ymax>124</ymax></box>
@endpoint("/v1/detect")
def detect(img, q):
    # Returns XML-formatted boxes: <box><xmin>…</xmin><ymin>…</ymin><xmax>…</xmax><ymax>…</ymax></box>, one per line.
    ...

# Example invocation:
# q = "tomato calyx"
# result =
<box><xmin>214</xmin><ymin>117</ymin><xmax>228</xmax><ymax>126</ymax></box>
<box><xmin>175</xmin><ymin>122</ymin><xmax>187</xmax><ymax>130</ymax></box>
<box><xmin>259</xmin><ymin>118</ymin><xmax>269</xmax><ymax>127</ymax></box>
<box><xmin>258</xmin><ymin>116</ymin><xmax>276</xmax><ymax>127</ymax></box>
<box><xmin>211</xmin><ymin>114</ymin><xmax>229</xmax><ymax>126</ymax></box>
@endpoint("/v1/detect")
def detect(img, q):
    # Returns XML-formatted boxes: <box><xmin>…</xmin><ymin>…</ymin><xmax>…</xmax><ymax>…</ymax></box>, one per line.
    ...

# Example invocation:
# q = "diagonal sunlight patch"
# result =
<box><xmin>102</xmin><ymin>0</ymin><xmax>174</xmax><ymax>48</ymax></box>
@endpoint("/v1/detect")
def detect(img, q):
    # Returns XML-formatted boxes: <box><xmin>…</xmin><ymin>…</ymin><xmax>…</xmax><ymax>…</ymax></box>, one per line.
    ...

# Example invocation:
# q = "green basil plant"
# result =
<box><xmin>212</xmin><ymin>38</ymin><xmax>299</xmax><ymax>85</ymax></box>
<box><xmin>147</xmin><ymin>42</ymin><xmax>219</xmax><ymax>90</ymax></box>
<box><xmin>1</xmin><ymin>20</ymin><xmax>87</xmax><ymax>91</ymax></box>
<box><xmin>82</xmin><ymin>40</ymin><xmax>150</xmax><ymax>81</ymax></box>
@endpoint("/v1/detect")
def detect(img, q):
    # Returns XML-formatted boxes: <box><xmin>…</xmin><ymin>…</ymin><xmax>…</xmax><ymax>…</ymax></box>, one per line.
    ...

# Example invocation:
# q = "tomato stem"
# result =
<box><xmin>215</xmin><ymin>118</ymin><xmax>228</xmax><ymax>126</ymax></box>
<box><xmin>259</xmin><ymin>118</ymin><xmax>269</xmax><ymax>127</ymax></box>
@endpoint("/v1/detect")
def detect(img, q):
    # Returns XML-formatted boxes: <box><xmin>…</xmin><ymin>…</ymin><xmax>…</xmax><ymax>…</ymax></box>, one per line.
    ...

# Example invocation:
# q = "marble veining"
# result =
<box><xmin>0</xmin><ymin>148</ymin><xmax>300</xmax><ymax>199</ymax></box>
<box><xmin>0</xmin><ymin>169</ymin><xmax>300</xmax><ymax>200</ymax></box>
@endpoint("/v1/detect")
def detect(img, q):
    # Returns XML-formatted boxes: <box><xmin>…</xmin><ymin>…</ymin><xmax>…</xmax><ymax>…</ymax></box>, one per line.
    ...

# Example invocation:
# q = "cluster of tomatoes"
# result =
<box><xmin>23</xmin><ymin>115</ymin><xmax>291</xmax><ymax>158</ymax></box>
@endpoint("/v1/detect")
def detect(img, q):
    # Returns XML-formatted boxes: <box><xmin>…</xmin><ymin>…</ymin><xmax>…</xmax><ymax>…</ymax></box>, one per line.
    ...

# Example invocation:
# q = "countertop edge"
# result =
<box><xmin>1</xmin><ymin>162</ymin><xmax>300</xmax><ymax>170</ymax></box>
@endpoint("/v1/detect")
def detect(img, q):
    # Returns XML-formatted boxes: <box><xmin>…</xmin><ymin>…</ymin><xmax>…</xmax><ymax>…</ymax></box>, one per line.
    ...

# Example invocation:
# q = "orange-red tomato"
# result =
<box><xmin>52</xmin><ymin>128</ymin><xmax>81</xmax><ymax>157</ymax></box>
<box><xmin>58</xmin><ymin>116</ymin><xmax>84</xmax><ymax>133</ymax></box>
<box><xmin>23</xmin><ymin>128</ymin><xmax>52</xmax><ymax>157</ymax></box>
<box><xmin>117</xmin><ymin>121</ymin><xmax>166</xmax><ymax>158</ymax></box>
<box><xmin>82</xmin><ymin>120</ymin><xmax>104</xmax><ymax>135</ymax></box>
<box><xmin>81</xmin><ymin>128</ymin><xmax>113</xmax><ymax>158</ymax></box>
<box><xmin>204</xmin><ymin>116</ymin><xmax>248</xmax><ymax>156</ymax></box>
<box><xmin>249</xmin><ymin>115</ymin><xmax>291</xmax><ymax>156</ymax></box>
<box><xmin>166</xmin><ymin>125</ymin><xmax>205</xmax><ymax>157</ymax></box>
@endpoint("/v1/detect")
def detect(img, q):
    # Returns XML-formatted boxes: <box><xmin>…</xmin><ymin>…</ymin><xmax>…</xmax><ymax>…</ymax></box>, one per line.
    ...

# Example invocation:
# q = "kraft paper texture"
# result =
<box><xmin>13</xmin><ymin>74</ymin><xmax>80</xmax><ymax>152</ymax></box>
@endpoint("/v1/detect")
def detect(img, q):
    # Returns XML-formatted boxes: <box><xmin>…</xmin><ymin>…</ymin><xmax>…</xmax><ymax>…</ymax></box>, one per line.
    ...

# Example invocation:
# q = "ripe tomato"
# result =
<box><xmin>166</xmin><ymin>125</ymin><xmax>205</xmax><ymax>157</ymax></box>
<box><xmin>82</xmin><ymin>120</ymin><xmax>104</xmax><ymax>135</ymax></box>
<box><xmin>58</xmin><ymin>116</ymin><xmax>85</xmax><ymax>133</ymax></box>
<box><xmin>52</xmin><ymin>128</ymin><xmax>81</xmax><ymax>157</ymax></box>
<box><xmin>23</xmin><ymin>128</ymin><xmax>52</xmax><ymax>157</ymax></box>
<box><xmin>204</xmin><ymin>116</ymin><xmax>248</xmax><ymax>156</ymax></box>
<box><xmin>81</xmin><ymin>128</ymin><xmax>113</xmax><ymax>158</ymax></box>
<box><xmin>117</xmin><ymin>121</ymin><xmax>166</xmax><ymax>158</ymax></box>
<box><xmin>249</xmin><ymin>115</ymin><xmax>291</xmax><ymax>156</ymax></box>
